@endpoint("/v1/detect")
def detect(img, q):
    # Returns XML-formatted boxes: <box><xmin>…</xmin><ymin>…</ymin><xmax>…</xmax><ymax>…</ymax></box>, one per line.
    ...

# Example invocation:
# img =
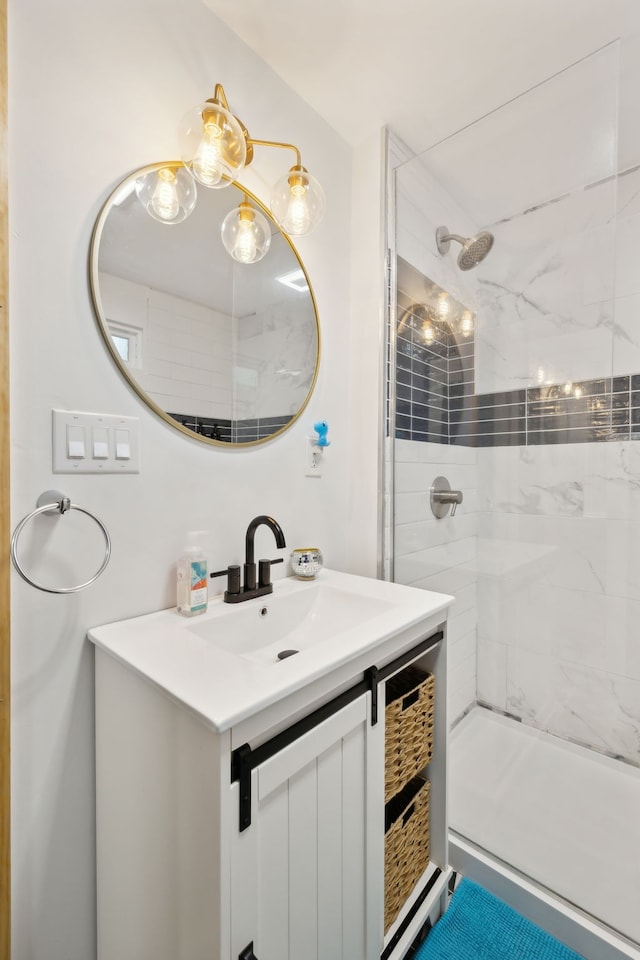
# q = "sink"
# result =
<box><xmin>187</xmin><ymin>581</ymin><xmax>395</xmax><ymax>665</ymax></box>
<box><xmin>89</xmin><ymin>568</ymin><xmax>453</xmax><ymax>731</ymax></box>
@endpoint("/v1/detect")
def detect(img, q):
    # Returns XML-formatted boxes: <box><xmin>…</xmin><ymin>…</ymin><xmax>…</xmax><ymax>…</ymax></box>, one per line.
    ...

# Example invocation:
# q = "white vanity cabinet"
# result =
<box><xmin>90</xmin><ymin>571</ymin><xmax>452</xmax><ymax>960</ymax></box>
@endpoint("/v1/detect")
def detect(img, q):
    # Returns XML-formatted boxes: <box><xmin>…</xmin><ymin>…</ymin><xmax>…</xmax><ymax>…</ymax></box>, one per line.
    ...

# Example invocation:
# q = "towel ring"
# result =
<box><xmin>10</xmin><ymin>490</ymin><xmax>112</xmax><ymax>594</ymax></box>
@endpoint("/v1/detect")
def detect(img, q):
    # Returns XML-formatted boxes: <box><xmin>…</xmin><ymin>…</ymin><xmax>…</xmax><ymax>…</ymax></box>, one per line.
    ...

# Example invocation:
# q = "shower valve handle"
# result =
<box><xmin>430</xmin><ymin>476</ymin><xmax>463</xmax><ymax>518</ymax></box>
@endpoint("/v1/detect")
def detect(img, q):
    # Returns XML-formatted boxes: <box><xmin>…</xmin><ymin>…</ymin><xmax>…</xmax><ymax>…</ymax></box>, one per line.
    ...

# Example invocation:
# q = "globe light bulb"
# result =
<box><xmin>234</xmin><ymin>217</ymin><xmax>258</xmax><ymax>264</ymax></box>
<box><xmin>221</xmin><ymin>200</ymin><xmax>272</xmax><ymax>264</ymax></box>
<box><xmin>179</xmin><ymin>101</ymin><xmax>247</xmax><ymax>189</ymax></box>
<box><xmin>271</xmin><ymin>166</ymin><xmax>325</xmax><ymax>237</ymax></box>
<box><xmin>193</xmin><ymin>121</ymin><xmax>226</xmax><ymax>186</ymax></box>
<box><xmin>135</xmin><ymin>166</ymin><xmax>197</xmax><ymax>224</ymax></box>
<box><xmin>151</xmin><ymin>168</ymin><xmax>180</xmax><ymax>221</ymax></box>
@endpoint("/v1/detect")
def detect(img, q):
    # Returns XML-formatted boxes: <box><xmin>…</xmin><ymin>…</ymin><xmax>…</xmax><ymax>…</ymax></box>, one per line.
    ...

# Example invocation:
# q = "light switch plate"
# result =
<box><xmin>305</xmin><ymin>437</ymin><xmax>322</xmax><ymax>478</ymax></box>
<box><xmin>52</xmin><ymin>409</ymin><xmax>140</xmax><ymax>473</ymax></box>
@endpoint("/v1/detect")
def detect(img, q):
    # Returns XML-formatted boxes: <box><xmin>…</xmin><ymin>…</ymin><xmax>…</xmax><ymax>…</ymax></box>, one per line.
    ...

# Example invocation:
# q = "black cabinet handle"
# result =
<box><xmin>239</xmin><ymin>943</ymin><xmax>258</xmax><ymax>960</ymax></box>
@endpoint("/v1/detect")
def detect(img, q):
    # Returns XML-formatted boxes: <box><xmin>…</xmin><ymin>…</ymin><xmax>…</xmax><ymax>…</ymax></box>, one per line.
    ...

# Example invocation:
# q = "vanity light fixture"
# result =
<box><xmin>179</xmin><ymin>83</ymin><xmax>325</xmax><ymax>237</ymax></box>
<box><xmin>220</xmin><ymin>197</ymin><xmax>272</xmax><ymax>264</ymax></box>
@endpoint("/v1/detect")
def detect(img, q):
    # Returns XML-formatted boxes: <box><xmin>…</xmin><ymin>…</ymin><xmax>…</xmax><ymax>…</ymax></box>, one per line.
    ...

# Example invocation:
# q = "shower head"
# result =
<box><xmin>436</xmin><ymin>225</ymin><xmax>494</xmax><ymax>271</ymax></box>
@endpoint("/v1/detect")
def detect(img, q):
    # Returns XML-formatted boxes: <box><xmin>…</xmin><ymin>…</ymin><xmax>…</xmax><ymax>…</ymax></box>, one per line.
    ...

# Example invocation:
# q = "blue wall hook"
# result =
<box><xmin>313</xmin><ymin>420</ymin><xmax>331</xmax><ymax>447</ymax></box>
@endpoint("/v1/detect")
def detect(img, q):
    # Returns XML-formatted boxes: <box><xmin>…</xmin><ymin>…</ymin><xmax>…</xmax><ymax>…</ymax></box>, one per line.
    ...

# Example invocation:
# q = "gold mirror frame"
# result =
<box><xmin>89</xmin><ymin>163</ymin><xmax>320</xmax><ymax>447</ymax></box>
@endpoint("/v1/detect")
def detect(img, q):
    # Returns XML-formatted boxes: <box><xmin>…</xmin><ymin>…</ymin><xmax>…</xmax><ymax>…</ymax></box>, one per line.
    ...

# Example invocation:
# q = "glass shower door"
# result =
<box><xmin>388</xmin><ymin>38</ymin><xmax>640</xmax><ymax>949</ymax></box>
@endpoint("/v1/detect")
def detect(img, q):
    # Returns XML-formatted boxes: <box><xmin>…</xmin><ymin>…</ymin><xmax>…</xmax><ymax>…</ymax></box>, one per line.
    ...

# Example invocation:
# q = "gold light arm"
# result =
<box><xmin>208</xmin><ymin>83</ymin><xmax>303</xmax><ymax>169</ymax></box>
<box><xmin>213</xmin><ymin>83</ymin><xmax>231</xmax><ymax>111</ymax></box>
<box><xmin>246</xmin><ymin>137</ymin><xmax>302</xmax><ymax>169</ymax></box>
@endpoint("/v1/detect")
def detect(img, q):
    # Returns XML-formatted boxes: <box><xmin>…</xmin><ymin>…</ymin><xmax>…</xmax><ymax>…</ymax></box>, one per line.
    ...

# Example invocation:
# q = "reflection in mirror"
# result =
<box><xmin>396</xmin><ymin>258</ymin><xmax>474</xmax><ymax>444</ymax></box>
<box><xmin>90</xmin><ymin>163</ymin><xmax>320</xmax><ymax>445</ymax></box>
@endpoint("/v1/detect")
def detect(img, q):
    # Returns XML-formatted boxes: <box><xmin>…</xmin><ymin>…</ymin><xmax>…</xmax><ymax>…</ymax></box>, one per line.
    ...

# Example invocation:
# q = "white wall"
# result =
<box><xmin>9</xmin><ymin>2</ymin><xmax>361</xmax><ymax>956</ymax></box>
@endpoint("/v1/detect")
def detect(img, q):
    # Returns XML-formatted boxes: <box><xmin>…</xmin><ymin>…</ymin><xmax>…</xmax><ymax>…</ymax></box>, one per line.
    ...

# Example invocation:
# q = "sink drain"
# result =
<box><xmin>277</xmin><ymin>649</ymin><xmax>299</xmax><ymax>660</ymax></box>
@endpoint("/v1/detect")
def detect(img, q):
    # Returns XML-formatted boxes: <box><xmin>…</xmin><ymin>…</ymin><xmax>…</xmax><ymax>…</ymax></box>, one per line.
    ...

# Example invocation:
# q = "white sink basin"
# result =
<box><xmin>88</xmin><ymin>569</ymin><xmax>453</xmax><ymax>731</ymax></box>
<box><xmin>187</xmin><ymin>582</ymin><xmax>395</xmax><ymax>665</ymax></box>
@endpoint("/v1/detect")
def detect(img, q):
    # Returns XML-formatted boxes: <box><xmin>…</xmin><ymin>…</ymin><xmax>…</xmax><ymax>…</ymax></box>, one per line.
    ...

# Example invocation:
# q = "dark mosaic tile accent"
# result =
<box><xmin>391</xmin><ymin>263</ymin><xmax>639</xmax><ymax>448</ymax></box>
<box><xmin>414</xmin><ymin>387</ymin><xmax>446</xmax><ymax>408</ymax></box>
<box><xmin>411</xmin><ymin>405</ymin><xmax>449</xmax><ymax>426</ymax></box>
<box><xmin>458</xmin><ymin>400</ymin><xmax>527</xmax><ymax>422</ymax></box>
<box><xmin>456</xmin><ymin>342</ymin><xmax>475</xmax><ymax>361</ymax></box>
<box><xmin>528</xmin><ymin>409</ymin><xmax>629</xmax><ymax>433</ymax></box>
<box><xmin>476</xmin><ymin>389</ymin><xmax>527</xmax><ymax>407</ymax></box>
<box><xmin>169</xmin><ymin>412</ymin><xmax>293</xmax><ymax>443</ymax></box>
<box><xmin>169</xmin><ymin>413</ymin><xmax>232</xmax><ymax>442</ymax></box>
<box><xmin>527</xmin><ymin>378</ymin><xmax>610</xmax><ymax>402</ymax></box>
<box><xmin>448</xmin><ymin>381</ymin><xmax>476</xmax><ymax>400</ymax></box>
<box><xmin>393</xmin><ymin>291</ymin><xmax>476</xmax><ymax>444</ymax></box>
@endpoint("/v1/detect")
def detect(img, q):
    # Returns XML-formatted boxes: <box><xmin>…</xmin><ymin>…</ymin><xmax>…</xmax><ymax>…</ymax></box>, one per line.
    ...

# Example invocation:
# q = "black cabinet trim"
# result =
<box><xmin>230</xmin><ymin>627</ymin><xmax>443</xmax><ymax>831</ymax></box>
<box><xmin>380</xmin><ymin>867</ymin><xmax>442</xmax><ymax>960</ymax></box>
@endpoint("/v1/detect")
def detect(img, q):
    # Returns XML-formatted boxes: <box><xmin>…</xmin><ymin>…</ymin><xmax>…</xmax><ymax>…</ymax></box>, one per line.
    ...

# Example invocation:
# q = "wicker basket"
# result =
<box><xmin>384</xmin><ymin>667</ymin><xmax>435</xmax><ymax>802</ymax></box>
<box><xmin>384</xmin><ymin>775</ymin><xmax>431</xmax><ymax>932</ymax></box>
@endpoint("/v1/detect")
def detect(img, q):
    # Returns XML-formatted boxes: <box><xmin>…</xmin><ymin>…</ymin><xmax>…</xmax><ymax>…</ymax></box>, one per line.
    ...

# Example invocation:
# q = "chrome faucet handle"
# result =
<box><xmin>430</xmin><ymin>476</ymin><xmax>464</xmax><ymax>519</ymax></box>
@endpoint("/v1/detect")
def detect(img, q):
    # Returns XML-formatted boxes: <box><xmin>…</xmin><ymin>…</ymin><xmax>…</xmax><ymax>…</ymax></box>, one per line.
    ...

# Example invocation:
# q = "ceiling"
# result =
<box><xmin>203</xmin><ymin>0</ymin><xmax>640</xmax><ymax>156</ymax></box>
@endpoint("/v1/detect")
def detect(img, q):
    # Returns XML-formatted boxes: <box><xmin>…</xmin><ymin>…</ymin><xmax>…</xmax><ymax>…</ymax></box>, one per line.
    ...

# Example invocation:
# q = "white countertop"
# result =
<box><xmin>88</xmin><ymin>568</ymin><xmax>453</xmax><ymax>732</ymax></box>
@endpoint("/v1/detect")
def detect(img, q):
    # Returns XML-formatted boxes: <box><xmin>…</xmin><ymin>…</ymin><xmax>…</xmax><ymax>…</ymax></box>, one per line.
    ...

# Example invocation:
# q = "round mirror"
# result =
<box><xmin>90</xmin><ymin>162</ymin><xmax>320</xmax><ymax>446</ymax></box>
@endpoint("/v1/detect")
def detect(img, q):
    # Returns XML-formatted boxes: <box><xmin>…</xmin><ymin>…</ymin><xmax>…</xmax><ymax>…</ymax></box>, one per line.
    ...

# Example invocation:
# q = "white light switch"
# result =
<box><xmin>115</xmin><ymin>429</ymin><xmax>130</xmax><ymax>460</ymax></box>
<box><xmin>67</xmin><ymin>425</ymin><xmax>86</xmax><ymax>459</ymax></box>
<box><xmin>53</xmin><ymin>410</ymin><xmax>140</xmax><ymax>474</ymax></box>
<box><xmin>92</xmin><ymin>427</ymin><xmax>109</xmax><ymax>459</ymax></box>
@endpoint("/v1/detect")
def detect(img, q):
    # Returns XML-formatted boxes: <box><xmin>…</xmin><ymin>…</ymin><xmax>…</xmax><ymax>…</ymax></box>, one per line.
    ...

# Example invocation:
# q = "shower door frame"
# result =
<box><xmin>0</xmin><ymin>0</ymin><xmax>10</xmax><ymax>952</ymax></box>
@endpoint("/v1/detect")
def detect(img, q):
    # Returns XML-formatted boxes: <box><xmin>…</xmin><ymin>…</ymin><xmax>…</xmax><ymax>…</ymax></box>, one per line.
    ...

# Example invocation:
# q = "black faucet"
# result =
<box><xmin>211</xmin><ymin>515</ymin><xmax>286</xmax><ymax>603</ymax></box>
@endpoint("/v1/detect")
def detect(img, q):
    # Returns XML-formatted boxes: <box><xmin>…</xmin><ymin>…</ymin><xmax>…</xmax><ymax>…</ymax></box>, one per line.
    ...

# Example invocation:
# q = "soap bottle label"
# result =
<box><xmin>189</xmin><ymin>560</ymin><xmax>207</xmax><ymax>611</ymax></box>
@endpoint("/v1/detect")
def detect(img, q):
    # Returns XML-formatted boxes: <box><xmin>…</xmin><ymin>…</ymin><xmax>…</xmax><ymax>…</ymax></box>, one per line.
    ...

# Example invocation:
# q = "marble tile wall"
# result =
<box><xmin>234</xmin><ymin>298</ymin><xmax>318</xmax><ymax>420</ymax></box>
<box><xmin>476</xmin><ymin>442</ymin><xmax>640</xmax><ymax>764</ymax></box>
<box><xmin>393</xmin><ymin>438</ymin><xmax>478</xmax><ymax>723</ymax></box>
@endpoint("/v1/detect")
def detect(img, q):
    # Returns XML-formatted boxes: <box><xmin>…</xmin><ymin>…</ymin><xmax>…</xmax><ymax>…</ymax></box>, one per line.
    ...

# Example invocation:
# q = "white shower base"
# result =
<box><xmin>449</xmin><ymin>707</ymin><xmax>640</xmax><ymax>960</ymax></box>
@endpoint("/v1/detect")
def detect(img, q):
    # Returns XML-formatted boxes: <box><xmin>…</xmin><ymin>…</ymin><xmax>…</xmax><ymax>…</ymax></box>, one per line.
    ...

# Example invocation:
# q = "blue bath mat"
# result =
<box><xmin>415</xmin><ymin>878</ymin><xmax>585</xmax><ymax>960</ymax></box>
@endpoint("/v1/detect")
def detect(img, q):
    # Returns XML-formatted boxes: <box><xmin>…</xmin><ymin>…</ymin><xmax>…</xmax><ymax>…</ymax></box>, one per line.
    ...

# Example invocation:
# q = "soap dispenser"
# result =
<box><xmin>177</xmin><ymin>532</ymin><xmax>208</xmax><ymax>617</ymax></box>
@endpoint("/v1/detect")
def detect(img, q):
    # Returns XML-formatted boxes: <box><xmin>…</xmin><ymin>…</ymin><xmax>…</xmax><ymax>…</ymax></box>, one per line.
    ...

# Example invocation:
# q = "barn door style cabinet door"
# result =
<box><xmin>230</xmin><ymin>694</ymin><xmax>374</xmax><ymax>960</ymax></box>
<box><xmin>91</xmin><ymin>577</ymin><xmax>452</xmax><ymax>960</ymax></box>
